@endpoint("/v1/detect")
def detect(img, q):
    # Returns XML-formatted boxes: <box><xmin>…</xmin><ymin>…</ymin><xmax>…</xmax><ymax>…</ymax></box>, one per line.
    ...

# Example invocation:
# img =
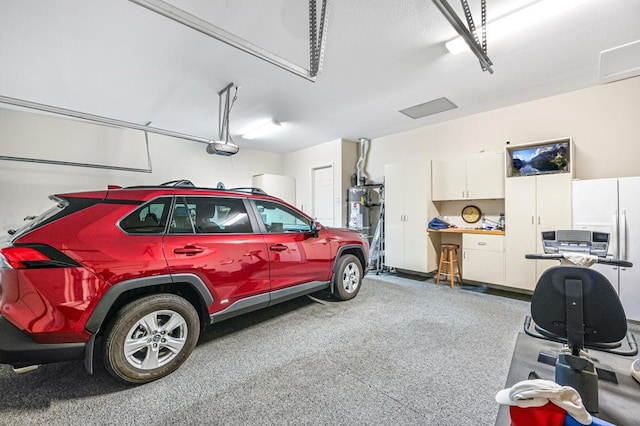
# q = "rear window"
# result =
<box><xmin>9</xmin><ymin>196</ymin><xmax>100</xmax><ymax>242</ymax></box>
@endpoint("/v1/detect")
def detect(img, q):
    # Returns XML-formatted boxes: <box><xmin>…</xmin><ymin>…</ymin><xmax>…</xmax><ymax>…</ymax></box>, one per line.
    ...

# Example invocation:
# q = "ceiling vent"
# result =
<box><xmin>598</xmin><ymin>40</ymin><xmax>640</xmax><ymax>84</ymax></box>
<box><xmin>399</xmin><ymin>97</ymin><xmax>457</xmax><ymax>119</ymax></box>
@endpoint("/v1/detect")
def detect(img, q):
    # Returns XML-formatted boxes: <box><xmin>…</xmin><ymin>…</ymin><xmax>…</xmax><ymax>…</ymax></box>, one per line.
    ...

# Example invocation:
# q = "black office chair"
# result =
<box><xmin>523</xmin><ymin>256</ymin><xmax>637</xmax><ymax>413</ymax></box>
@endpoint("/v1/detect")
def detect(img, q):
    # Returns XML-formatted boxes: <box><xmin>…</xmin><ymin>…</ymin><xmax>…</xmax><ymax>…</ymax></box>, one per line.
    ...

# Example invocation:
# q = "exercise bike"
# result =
<box><xmin>523</xmin><ymin>230</ymin><xmax>638</xmax><ymax>414</ymax></box>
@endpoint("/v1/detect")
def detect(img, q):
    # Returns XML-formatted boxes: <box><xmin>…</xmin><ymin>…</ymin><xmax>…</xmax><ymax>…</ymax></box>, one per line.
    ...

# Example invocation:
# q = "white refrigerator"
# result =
<box><xmin>572</xmin><ymin>177</ymin><xmax>640</xmax><ymax>322</ymax></box>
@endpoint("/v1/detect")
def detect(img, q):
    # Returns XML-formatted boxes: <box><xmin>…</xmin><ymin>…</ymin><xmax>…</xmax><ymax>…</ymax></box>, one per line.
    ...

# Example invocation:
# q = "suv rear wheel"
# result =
<box><xmin>102</xmin><ymin>294</ymin><xmax>200</xmax><ymax>384</ymax></box>
<box><xmin>332</xmin><ymin>254</ymin><xmax>363</xmax><ymax>301</ymax></box>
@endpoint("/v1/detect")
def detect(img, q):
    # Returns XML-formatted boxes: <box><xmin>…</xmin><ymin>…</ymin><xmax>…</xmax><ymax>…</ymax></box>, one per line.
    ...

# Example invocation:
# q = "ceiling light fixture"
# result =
<box><xmin>445</xmin><ymin>0</ymin><xmax>583</xmax><ymax>55</ymax></box>
<box><xmin>242</xmin><ymin>120</ymin><xmax>283</xmax><ymax>140</ymax></box>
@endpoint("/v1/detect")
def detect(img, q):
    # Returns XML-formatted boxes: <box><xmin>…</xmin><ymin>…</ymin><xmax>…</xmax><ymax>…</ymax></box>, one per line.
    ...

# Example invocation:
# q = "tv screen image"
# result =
<box><xmin>510</xmin><ymin>142</ymin><xmax>569</xmax><ymax>176</ymax></box>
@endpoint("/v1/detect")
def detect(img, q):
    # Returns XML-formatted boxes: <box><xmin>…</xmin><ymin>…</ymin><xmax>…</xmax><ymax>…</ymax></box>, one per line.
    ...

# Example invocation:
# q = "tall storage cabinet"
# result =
<box><xmin>385</xmin><ymin>161</ymin><xmax>438</xmax><ymax>273</ymax></box>
<box><xmin>505</xmin><ymin>173</ymin><xmax>573</xmax><ymax>291</ymax></box>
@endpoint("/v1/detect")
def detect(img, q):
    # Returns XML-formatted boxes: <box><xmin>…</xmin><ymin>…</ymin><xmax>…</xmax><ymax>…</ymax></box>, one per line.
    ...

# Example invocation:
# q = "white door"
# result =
<box><xmin>535</xmin><ymin>174</ymin><xmax>573</xmax><ymax>281</ymax></box>
<box><xmin>403</xmin><ymin>162</ymin><xmax>428</xmax><ymax>272</ymax></box>
<box><xmin>312</xmin><ymin>166</ymin><xmax>334</xmax><ymax>227</ymax></box>
<box><xmin>384</xmin><ymin>163</ymin><xmax>405</xmax><ymax>268</ymax></box>
<box><xmin>505</xmin><ymin>176</ymin><xmax>537</xmax><ymax>290</ymax></box>
<box><xmin>431</xmin><ymin>159</ymin><xmax>466</xmax><ymax>201</ymax></box>
<box><xmin>618</xmin><ymin>177</ymin><xmax>640</xmax><ymax>321</ymax></box>
<box><xmin>466</xmin><ymin>152</ymin><xmax>505</xmax><ymax>200</ymax></box>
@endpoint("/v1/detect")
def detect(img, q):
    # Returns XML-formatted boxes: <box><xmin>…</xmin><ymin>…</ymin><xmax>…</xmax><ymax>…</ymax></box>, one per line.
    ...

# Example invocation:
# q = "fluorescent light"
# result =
<box><xmin>445</xmin><ymin>0</ymin><xmax>584</xmax><ymax>55</ymax></box>
<box><xmin>242</xmin><ymin>120</ymin><xmax>282</xmax><ymax>140</ymax></box>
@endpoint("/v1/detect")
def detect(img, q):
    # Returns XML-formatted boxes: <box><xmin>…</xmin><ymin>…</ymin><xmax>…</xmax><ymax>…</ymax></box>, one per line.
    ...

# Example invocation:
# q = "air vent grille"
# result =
<box><xmin>599</xmin><ymin>40</ymin><xmax>640</xmax><ymax>84</ymax></box>
<box><xmin>399</xmin><ymin>97</ymin><xmax>457</xmax><ymax>119</ymax></box>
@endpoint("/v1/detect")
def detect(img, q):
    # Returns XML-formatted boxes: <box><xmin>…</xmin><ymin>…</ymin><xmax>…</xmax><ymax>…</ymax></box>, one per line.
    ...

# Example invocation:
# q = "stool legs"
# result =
<box><xmin>436</xmin><ymin>246</ymin><xmax>463</xmax><ymax>289</ymax></box>
<box><xmin>449</xmin><ymin>248</ymin><xmax>455</xmax><ymax>289</ymax></box>
<box><xmin>436</xmin><ymin>248</ymin><xmax>445</xmax><ymax>285</ymax></box>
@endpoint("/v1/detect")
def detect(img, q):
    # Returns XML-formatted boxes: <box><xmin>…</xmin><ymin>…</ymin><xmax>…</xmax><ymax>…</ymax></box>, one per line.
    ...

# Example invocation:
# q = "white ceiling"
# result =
<box><xmin>1</xmin><ymin>0</ymin><xmax>639</xmax><ymax>153</ymax></box>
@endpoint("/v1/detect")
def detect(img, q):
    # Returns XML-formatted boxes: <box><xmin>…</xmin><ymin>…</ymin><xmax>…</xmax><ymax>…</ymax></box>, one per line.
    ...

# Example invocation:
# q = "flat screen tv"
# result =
<box><xmin>509</xmin><ymin>140</ymin><xmax>570</xmax><ymax>177</ymax></box>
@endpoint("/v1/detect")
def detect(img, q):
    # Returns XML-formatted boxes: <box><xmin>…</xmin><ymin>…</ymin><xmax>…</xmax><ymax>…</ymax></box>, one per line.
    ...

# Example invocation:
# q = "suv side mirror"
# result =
<box><xmin>310</xmin><ymin>220</ymin><xmax>321</xmax><ymax>238</ymax></box>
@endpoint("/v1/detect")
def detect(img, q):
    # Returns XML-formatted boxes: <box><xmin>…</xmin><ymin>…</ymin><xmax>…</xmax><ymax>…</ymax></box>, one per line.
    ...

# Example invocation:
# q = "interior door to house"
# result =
<box><xmin>312</xmin><ymin>165</ymin><xmax>334</xmax><ymax>227</ymax></box>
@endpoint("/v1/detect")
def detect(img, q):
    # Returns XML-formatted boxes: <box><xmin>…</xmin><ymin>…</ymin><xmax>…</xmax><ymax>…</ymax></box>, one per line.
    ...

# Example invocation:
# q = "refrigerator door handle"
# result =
<box><xmin>611</xmin><ymin>211</ymin><xmax>618</xmax><ymax>259</ymax></box>
<box><xmin>620</xmin><ymin>210</ymin><xmax>627</xmax><ymax>260</ymax></box>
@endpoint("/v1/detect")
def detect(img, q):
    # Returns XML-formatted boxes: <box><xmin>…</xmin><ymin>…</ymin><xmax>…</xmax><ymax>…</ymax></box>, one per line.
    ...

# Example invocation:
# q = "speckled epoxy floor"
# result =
<box><xmin>0</xmin><ymin>273</ymin><xmax>529</xmax><ymax>425</ymax></box>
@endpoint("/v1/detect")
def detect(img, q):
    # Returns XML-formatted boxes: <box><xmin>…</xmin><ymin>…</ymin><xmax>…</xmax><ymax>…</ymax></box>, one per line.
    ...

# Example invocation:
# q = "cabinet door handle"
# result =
<box><xmin>531</xmin><ymin>216</ymin><xmax>534</xmax><ymax>225</ymax></box>
<box><xmin>538</xmin><ymin>216</ymin><xmax>541</xmax><ymax>225</ymax></box>
<box><xmin>477</xmin><ymin>242</ymin><xmax>486</xmax><ymax>246</ymax></box>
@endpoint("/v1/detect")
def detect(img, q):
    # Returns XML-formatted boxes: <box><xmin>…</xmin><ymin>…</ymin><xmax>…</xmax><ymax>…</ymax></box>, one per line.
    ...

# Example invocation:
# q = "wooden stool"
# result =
<box><xmin>436</xmin><ymin>244</ymin><xmax>463</xmax><ymax>289</ymax></box>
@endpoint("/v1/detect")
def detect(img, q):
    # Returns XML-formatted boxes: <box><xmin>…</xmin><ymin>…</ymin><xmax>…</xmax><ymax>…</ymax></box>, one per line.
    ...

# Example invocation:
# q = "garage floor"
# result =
<box><xmin>0</xmin><ymin>274</ymin><xmax>529</xmax><ymax>425</ymax></box>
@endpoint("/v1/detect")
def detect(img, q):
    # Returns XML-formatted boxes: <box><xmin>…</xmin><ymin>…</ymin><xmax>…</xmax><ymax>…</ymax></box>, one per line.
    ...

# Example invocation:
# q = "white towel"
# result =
<box><xmin>496</xmin><ymin>379</ymin><xmax>592</xmax><ymax>425</ymax></box>
<box><xmin>562</xmin><ymin>252</ymin><xmax>598</xmax><ymax>267</ymax></box>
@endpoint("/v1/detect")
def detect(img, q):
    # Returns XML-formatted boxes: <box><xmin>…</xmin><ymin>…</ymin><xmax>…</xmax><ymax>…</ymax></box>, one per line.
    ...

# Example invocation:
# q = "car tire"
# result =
<box><xmin>332</xmin><ymin>254</ymin><xmax>363</xmax><ymax>301</ymax></box>
<box><xmin>102</xmin><ymin>293</ymin><xmax>200</xmax><ymax>384</ymax></box>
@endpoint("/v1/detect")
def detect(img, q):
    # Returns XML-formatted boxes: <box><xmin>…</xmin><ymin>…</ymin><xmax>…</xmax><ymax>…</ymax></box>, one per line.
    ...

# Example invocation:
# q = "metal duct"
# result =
<box><xmin>356</xmin><ymin>137</ymin><xmax>370</xmax><ymax>185</ymax></box>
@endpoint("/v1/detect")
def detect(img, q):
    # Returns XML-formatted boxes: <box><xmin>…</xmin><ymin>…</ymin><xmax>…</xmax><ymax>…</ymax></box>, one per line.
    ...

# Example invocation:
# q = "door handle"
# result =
<box><xmin>269</xmin><ymin>244</ymin><xmax>288</xmax><ymax>252</ymax></box>
<box><xmin>620</xmin><ymin>210</ymin><xmax>627</xmax><ymax>260</ymax></box>
<box><xmin>173</xmin><ymin>245</ymin><xmax>204</xmax><ymax>256</ymax></box>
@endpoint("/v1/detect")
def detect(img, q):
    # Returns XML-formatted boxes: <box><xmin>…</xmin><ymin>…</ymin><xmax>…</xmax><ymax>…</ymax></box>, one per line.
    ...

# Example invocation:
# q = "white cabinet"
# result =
<box><xmin>385</xmin><ymin>161</ymin><xmax>438</xmax><ymax>273</ymax></box>
<box><xmin>432</xmin><ymin>152</ymin><xmax>504</xmax><ymax>201</ymax></box>
<box><xmin>252</xmin><ymin>174</ymin><xmax>295</xmax><ymax>205</ymax></box>
<box><xmin>505</xmin><ymin>173</ymin><xmax>572</xmax><ymax>291</ymax></box>
<box><xmin>462</xmin><ymin>234</ymin><xmax>505</xmax><ymax>285</ymax></box>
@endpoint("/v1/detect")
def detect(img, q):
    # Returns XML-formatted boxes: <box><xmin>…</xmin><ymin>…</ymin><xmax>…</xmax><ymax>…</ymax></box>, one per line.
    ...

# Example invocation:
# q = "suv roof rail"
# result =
<box><xmin>228</xmin><ymin>187</ymin><xmax>268</xmax><ymax>195</ymax></box>
<box><xmin>119</xmin><ymin>183</ymin><xmax>271</xmax><ymax>197</ymax></box>
<box><xmin>160</xmin><ymin>179</ymin><xmax>196</xmax><ymax>187</ymax></box>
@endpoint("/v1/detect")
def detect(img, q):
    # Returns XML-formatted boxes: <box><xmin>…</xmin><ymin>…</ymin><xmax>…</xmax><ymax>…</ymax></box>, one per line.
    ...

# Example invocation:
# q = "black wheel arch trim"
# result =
<box><xmin>331</xmin><ymin>244</ymin><xmax>367</xmax><ymax>292</ymax></box>
<box><xmin>332</xmin><ymin>245</ymin><xmax>366</xmax><ymax>272</ymax></box>
<box><xmin>84</xmin><ymin>273</ymin><xmax>214</xmax><ymax>334</ymax></box>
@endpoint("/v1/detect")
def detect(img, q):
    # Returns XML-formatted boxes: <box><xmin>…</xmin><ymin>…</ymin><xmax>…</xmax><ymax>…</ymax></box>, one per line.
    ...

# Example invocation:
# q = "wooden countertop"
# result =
<box><xmin>428</xmin><ymin>228</ymin><xmax>505</xmax><ymax>236</ymax></box>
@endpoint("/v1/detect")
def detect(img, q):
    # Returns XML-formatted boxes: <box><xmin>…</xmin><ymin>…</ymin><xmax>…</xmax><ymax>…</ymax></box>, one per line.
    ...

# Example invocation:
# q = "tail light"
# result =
<box><xmin>0</xmin><ymin>245</ymin><xmax>80</xmax><ymax>269</ymax></box>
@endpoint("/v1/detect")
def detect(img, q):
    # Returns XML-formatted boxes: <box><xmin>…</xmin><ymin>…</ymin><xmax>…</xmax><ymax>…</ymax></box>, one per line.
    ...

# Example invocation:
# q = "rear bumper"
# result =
<box><xmin>0</xmin><ymin>316</ymin><xmax>85</xmax><ymax>367</ymax></box>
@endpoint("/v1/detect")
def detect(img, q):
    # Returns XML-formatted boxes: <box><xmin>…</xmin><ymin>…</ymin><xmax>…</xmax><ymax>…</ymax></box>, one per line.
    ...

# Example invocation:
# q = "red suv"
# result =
<box><xmin>0</xmin><ymin>181</ymin><xmax>368</xmax><ymax>384</ymax></box>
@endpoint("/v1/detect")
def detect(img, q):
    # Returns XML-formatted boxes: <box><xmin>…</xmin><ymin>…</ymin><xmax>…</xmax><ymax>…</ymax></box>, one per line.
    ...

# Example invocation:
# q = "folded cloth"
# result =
<box><xmin>562</xmin><ymin>252</ymin><xmax>598</xmax><ymax>267</ymax></box>
<box><xmin>428</xmin><ymin>217</ymin><xmax>451</xmax><ymax>230</ymax></box>
<box><xmin>509</xmin><ymin>401</ymin><xmax>567</xmax><ymax>426</ymax></box>
<box><xmin>496</xmin><ymin>379</ymin><xmax>592</xmax><ymax>425</ymax></box>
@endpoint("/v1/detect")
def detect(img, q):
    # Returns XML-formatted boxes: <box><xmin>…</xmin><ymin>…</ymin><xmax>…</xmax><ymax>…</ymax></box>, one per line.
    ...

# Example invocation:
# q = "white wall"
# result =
<box><xmin>0</xmin><ymin>107</ymin><xmax>283</xmax><ymax>232</ymax></box>
<box><xmin>365</xmin><ymin>76</ymin><xmax>640</xmax><ymax>183</ymax></box>
<box><xmin>4</xmin><ymin>76</ymin><xmax>639</xmax><ymax>233</ymax></box>
<box><xmin>282</xmin><ymin>138</ymin><xmax>357</xmax><ymax>227</ymax></box>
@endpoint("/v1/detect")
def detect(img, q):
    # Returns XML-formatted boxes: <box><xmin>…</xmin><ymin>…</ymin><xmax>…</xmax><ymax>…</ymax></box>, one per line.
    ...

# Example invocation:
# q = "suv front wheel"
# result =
<box><xmin>332</xmin><ymin>254</ymin><xmax>363</xmax><ymax>301</ymax></box>
<box><xmin>102</xmin><ymin>293</ymin><xmax>200</xmax><ymax>384</ymax></box>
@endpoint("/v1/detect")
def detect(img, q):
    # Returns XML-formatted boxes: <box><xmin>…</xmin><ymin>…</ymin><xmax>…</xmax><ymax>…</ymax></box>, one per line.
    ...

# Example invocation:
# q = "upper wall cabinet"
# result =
<box><xmin>432</xmin><ymin>152</ymin><xmax>505</xmax><ymax>201</ymax></box>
